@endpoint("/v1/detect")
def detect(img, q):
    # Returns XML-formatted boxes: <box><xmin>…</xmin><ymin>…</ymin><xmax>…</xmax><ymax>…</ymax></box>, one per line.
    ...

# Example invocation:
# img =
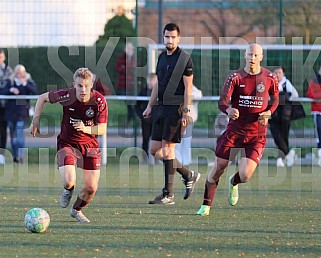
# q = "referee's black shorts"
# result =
<box><xmin>151</xmin><ymin>105</ymin><xmax>182</xmax><ymax>143</ymax></box>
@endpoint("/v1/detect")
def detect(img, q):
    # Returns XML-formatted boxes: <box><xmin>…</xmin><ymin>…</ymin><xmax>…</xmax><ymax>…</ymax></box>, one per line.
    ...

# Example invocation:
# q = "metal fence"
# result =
<box><xmin>1</xmin><ymin>95</ymin><xmax>318</xmax><ymax>165</ymax></box>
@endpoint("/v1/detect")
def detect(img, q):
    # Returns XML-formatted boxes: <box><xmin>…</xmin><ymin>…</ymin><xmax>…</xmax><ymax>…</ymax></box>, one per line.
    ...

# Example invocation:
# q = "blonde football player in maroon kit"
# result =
<box><xmin>30</xmin><ymin>68</ymin><xmax>108</xmax><ymax>222</ymax></box>
<box><xmin>196</xmin><ymin>44</ymin><xmax>279</xmax><ymax>216</ymax></box>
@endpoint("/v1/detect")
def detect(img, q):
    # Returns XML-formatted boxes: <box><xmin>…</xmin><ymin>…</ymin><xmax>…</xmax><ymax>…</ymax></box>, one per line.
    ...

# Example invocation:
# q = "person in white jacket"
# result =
<box><xmin>270</xmin><ymin>66</ymin><xmax>299</xmax><ymax>167</ymax></box>
<box><xmin>176</xmin><ymin>85</ymin><xmax>203</xmax><ymax>165</ymax></box>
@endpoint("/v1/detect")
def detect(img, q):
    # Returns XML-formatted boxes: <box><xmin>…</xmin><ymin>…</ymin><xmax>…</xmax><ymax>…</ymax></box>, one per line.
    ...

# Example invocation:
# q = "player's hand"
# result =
<box><xmin>73</xmin><ymin>121</ymin><xmax>87</xmax><ymax>133</ymax></box>
<box><xmin>30</xmin><ymin>120</ymin><xmax>40</xmax><ymax>137</ymax></box>
<box><xmin>258</xmin><ymin>110</ymin><xmax>272</xmax><ymax>126</ymax></box>
<box><xmin>226</xmin><ymin>107</ymin><xmax>239</xmax><ymax>120</ymax></box>
<box><xmin>143</xmin><ymin>106</ymin><xmax>152</xmax><ymax>118</ymax></box>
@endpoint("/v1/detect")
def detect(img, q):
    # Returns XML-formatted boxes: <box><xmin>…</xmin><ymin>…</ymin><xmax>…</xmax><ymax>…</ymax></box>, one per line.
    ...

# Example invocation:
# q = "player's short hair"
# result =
<box><xmin>73</xmin><ymin>67</ymin><xmax>93</xmax><ymax>81</ymax></box>
<box><xmin>163</xmin><ymin>23</ymin><xmax>180</xmax><ymax>36</ymax></box>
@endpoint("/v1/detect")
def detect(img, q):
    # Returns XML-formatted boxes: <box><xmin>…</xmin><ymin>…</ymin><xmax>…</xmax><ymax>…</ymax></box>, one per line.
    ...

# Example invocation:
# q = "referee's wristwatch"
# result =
<box><xmin>183</xmin><ymin>107</ymin><xmax>190</xmax><ymax>113</ymax></box>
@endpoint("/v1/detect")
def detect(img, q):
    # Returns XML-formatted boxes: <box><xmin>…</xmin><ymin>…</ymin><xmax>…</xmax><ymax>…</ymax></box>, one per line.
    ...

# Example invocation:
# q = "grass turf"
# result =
<box><xmin>0</xmin><ymin>162</ymin><xmax>320</xmax><ymax>257</ymax></box>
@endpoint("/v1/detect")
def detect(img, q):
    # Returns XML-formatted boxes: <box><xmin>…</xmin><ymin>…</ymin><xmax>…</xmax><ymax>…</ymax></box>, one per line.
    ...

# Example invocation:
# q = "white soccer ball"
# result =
<box><xmin>24</xmin><ymin>208</ymin><xmax>50</xmax><ymax>233</ymax></box>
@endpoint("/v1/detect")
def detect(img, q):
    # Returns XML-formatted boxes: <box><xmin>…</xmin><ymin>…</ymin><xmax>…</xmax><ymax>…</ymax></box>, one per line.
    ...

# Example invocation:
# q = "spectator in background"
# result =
<box><xmin>270</xmin><ymin>66</ymin><xmax>299</xmax><ymax>167</ymax></box>
<box><xmin>307</xmin><ymin>64</ymin><xmax>321</xmax><ymax>166</ymax></box>
<box><xmin>92</xmin><ymin>74</ymin><xmax>110</xmax><ymax>96</ymax></box>
<box><xmin>176</xmin><ymin>85</ymin><xmax>203</xmax><ymax>166</ymax></box>
<box><xmin>3</xmin><ymin>64</ymin><xmax>37</xmax><ymax>163</ymax></box>
<box><xmin>135</xmin><ymin>73</ymin><xmax>157</xmax><ymax>164</ymax></box>
<box><xmin>115</xmin><ymin>42</ymin><xmax>138</xmax><ymax>127</ymax></box>
<box><xmin>0</xmin><ymin>49</ymin><xmax>13</xmax><ymax>164</ymax></box>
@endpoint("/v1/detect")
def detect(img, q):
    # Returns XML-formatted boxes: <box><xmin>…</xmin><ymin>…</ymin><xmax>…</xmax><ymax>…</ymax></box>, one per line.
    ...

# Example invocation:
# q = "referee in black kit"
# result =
<box><xmin>143</xmin><ymin>23</ymin><xmax>200</xmax><ymax>205</ymax></box>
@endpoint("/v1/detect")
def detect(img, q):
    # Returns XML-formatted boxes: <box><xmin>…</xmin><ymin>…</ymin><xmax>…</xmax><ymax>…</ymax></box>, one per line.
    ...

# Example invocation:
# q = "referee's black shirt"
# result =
<box><xmin>156</xmin><ymin>47</ymin><xmax>194</xmax><ymax>106</ymax></box>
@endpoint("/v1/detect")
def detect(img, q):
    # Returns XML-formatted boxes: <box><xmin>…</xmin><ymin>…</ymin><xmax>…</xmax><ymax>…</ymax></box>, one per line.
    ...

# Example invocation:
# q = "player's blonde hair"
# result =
<box><xmin>73</xmin><ymin>67</ymin><xmax>93</xmax><ymax>81</ymax></box>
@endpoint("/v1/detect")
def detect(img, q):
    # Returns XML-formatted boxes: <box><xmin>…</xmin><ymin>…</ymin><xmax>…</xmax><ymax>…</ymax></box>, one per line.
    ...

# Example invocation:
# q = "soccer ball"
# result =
<box><xmin>24</xmin><ymin>208</ymin><xmax>50</xmax><ymax>233</ymax></box>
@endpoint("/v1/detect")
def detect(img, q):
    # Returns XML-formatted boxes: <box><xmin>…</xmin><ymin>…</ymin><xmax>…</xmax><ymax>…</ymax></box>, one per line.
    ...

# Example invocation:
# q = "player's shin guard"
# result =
<box><xmin>202</xmin><ymin>180</ymin><xmax>219</xmax><ymax>206</ymax></box>
<box><xmin>231</xmin><ymin>171</ymin><xmax>241</xmax><ymax>185</ymax></box>
<box><xmin>73</xmin><ymin>197</ymin><xmax>89</xmax><ymax>211</ymax></box>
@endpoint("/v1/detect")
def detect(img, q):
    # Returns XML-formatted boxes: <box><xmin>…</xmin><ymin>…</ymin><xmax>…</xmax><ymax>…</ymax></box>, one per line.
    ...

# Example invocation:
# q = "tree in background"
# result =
<box><xmin>196</xmin><ymin>1</ymin><xmax>280</xmax><ymax>44</ymax></box>
<box><xmin>285</xmin><ymin>0</ymin><xmax>321</xmax><ymax>44</ymax></box>
<box><xmin>237</xmin><ymin>0</ymin><xmax>279</xmax><ymax>38</ymax></box>
<box><xmin>96</xmin><ymin>6</ymin><xmax>135</xmax><ymax>46</ymax></box>
<box><xmin>236</xmin><ymin>0</ymin><xmax>321</xmax><ymax>44</ymax></box>
<box><xmin>95</xmin><ymin>6</ymin><xmax>135</xmax><ymax>93</ymax></box>
<box><xmin>202</xmin><ymin>6</ymin><xmax>257</xmax><ymax>44</ymax></box>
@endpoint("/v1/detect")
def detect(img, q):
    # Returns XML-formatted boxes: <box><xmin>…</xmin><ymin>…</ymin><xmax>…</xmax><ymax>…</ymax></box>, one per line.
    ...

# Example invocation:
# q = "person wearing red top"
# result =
<box><xmin>30</xmin><ymin>68</ymin><xmax>108</xmax><ymax>223</ymax></box>
<box><xmin>196</xmin><ymin>44</ymin><xmax>279</xmax><ymax>216</ymax></box>
<box><xmin>115</xmin><ymin>42</ymin><xmax>137</xmax><ymax>126</ymax></box>
<box><xmin>307</xmin><ymin>65</ymin><xmax>321</xmax><ymax>166</ymax></box>
<box><xmin>92</xmin><ymin>74</ymin><xmax>110</xmax><ymax>96</ymax></box>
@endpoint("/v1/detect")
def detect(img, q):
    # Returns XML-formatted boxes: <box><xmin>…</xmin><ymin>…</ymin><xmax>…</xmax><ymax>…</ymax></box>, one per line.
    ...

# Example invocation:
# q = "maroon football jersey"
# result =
<box><xmin>48</xmin><ymin>88</ymin><xmax>108</xmax><ymax>144</ymax></box>
<box><xmin>218</xmin><ymin>67</ymin><xmax>279</xmax><ymax>136</ymax></box>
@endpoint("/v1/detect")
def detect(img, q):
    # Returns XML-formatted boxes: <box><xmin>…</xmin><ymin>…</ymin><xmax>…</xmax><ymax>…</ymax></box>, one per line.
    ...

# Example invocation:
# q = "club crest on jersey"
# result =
<box><xmin>256</xmin><ymin>83</ymin><xmax>265</xmax><ymax>93</ymax></box>
<box><xmin>85</xmin><ymin>108</ymin><xmax>95</xmax><ymax>118</ymax></box>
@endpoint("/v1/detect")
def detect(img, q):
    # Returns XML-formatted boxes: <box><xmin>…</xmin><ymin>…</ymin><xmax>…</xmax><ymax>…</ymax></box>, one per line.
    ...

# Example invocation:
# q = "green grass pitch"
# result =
<box><xmin>0</xmin><ymin>162</ymin><xmax>321</xmax><ymax>257</ymax></box>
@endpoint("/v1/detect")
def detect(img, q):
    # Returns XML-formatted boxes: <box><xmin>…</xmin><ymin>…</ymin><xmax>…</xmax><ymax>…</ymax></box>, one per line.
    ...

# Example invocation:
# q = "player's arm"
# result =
<box><xmin>219</xmin><ymin>74</ymin><xmax>239</xmax><ymax>120</ymax></box>
<box><xmin>73</xmin><ymin>122</ymin><xmax>107</xmax><ymax>136</ymax></box>
<box><xmin>258</xmin><ymin>96</ymin><xmax>278</xmax><ymax>126</ymax></box>
<box><xmin>143</xmin><ymin>82</ymin><xmax>158</xmax><ymax>118</ymax></box>
<box><xmin>267</xmin><ymin>94</ymin><xmax>279</xmax><ymax>115</ymax></box>
<box><xmin>259</xmin><ymin>75</ymin><xmax>279</xmax><ymax>126</ymax></box>
<box><xmin>266</xmin><ymin>74</ymin><xmax>280</xmax><ymax>115</ymax></box>
<box><xmin>30</xmin><ymin>92</ymin><xmax>50</xmax><ymax>137</ymax></box>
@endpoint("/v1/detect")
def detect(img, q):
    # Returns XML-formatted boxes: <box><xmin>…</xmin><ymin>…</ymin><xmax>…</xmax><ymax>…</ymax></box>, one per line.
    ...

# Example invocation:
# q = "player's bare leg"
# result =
<box><xmin>238</xmin><ymin>157</ymin><xmax>258</xmax><ymax>183</ymax></box>
<box><xmin>197</xmin><ymin>157</ymin><xmax>229</xmax><ymax>216</ymax></box>
<box><xmin>150</xmin><ymin>140</ymin><xmax>163</xmax><ymax>159</ymax></box>
<box><xmin>59</xmin><ymin>165</ymin><xmax>76</xmax><ymax>208</ymax></box>
<box><xmin>70</xmin><ymin>169</ymin><xmax>100</xmax><ymax>222</ymax></box>
<box><xmin>228</xmin><ymin>157</ymin><xmax>258</xmax><ymax>206</ymax></box>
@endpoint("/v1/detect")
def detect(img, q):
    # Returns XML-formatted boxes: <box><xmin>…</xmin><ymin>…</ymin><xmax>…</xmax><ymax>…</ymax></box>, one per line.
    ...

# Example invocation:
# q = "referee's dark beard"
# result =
<box><xmin>165</xmin><ymin>44</ymin><xmax>175</xmax><ymax>51</ymax></box>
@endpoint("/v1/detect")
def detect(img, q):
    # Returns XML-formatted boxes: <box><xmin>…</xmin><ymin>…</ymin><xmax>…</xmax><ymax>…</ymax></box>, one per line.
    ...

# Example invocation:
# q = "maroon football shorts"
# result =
<box><xmin>215</xmin><ymin>129</ymin><xmax>266</xmax><ymax>164</ymax></box>
<box><xmin>56</xmin><ymin>138</ymin><xmax>101</xmax><ymax>170</ymax></box>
